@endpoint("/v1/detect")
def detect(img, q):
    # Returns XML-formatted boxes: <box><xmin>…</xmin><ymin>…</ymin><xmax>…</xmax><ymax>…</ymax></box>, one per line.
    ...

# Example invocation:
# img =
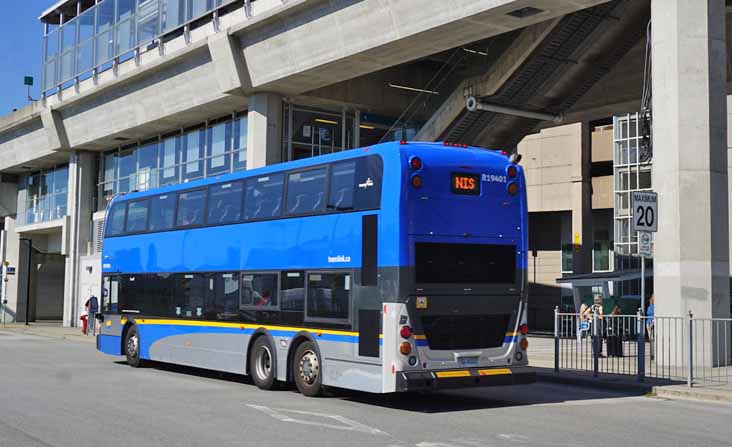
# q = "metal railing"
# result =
<box><xmin>554</xmin><ymin>308</ymin><xmax>732</xmax><ymax>387</ymax></box>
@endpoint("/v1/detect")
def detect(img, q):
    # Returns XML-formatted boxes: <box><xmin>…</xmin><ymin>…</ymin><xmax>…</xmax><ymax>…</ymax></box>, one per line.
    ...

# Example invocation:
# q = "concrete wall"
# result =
<box><xmin>518</xmin><ymin>123</ymin><xmax>580</xmax><ymax>212</ymax></box>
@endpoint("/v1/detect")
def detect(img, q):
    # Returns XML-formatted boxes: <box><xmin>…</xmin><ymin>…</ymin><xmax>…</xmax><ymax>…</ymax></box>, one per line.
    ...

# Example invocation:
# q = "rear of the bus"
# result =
<box><xmin>382</xmin><ymin>142</ymin><xmax>534</xmax><ymax>392</ymax></box>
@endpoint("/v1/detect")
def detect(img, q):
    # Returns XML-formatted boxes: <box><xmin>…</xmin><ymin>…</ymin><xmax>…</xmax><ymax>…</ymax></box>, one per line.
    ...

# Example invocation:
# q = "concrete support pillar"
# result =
<box><xmin>652</xmin><ymin>0</ymin><xmax>729</xmax><ymax>363</ymax></box>
<box><xmin>62</xmin><ymin>151</ymin><xmax>95</xmax><ymax>327</ymax></box>
<box><xmin>246</xmin><ymin>92</ymin><xmax>283</xmax><ymax>168</ymax></box>
<box><xmin>570</xmin><ymin>122</ymin><xmax>593</xmax><ymax>275</ymax></box>
<box><xmin>1</xmin><ymin>216</ymin><xmax>21</xmax><ymax>323</ymax></box>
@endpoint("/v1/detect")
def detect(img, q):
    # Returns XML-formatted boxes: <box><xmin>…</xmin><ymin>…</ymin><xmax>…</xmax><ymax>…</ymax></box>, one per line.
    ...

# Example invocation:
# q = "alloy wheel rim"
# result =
<box><xmin>299</xmin><ymin>350</ymin><xmax>319</xmax><ymax>385</ymax></box>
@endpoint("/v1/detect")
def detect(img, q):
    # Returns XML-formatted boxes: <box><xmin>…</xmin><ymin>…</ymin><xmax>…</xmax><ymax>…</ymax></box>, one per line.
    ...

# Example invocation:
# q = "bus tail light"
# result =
<box><xmin>507</xmin><ymin>182</ymin><xmax>518</xmax><ymax>196</ymax></box>
<box><xmin>410</xmin><ymin>157</ymin><xmax>422</xmax><ymax>171</ymax></box>
<box><xmin>507</xmin><ymin>165</ymin><xmax>518</xmax><ymax>179</ymax></box>
<box><xmin>411</xmin><ymin>174</ymin><xmax>423</xmax><ymax>188</ymax></box>
<box><xmin>400</xmin><ymin>325</ymin><xmax>413</xmax><ymax>339</ymax></box>
<box><xmin>400</xmin><ymin>342</ymin><xmax>412</xmax><ymax>355</ymax></box>
<box><xmin>519</xmin><ymin>338</ymin><xmax>529</xmax><ymax>351</ymax></box>
<box><xmin>519</xmin><ymin>324</ymin><xmax>529</xmax><ymax>335</ymax></box>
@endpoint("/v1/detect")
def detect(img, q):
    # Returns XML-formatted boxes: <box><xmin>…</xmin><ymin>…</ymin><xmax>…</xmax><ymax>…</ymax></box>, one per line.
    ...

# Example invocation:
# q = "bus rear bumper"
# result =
<box><xmin>395</xmin><ymin>366</ymin><xmax>535</xmax><ymax>392</ymax></box>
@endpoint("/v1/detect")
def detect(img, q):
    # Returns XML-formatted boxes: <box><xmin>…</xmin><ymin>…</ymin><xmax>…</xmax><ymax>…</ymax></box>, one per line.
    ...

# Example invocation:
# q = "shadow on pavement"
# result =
<box><xmin>112</xmin><ymin>360</ymin><xmax>650</xmax><ymax>412</ymax></box>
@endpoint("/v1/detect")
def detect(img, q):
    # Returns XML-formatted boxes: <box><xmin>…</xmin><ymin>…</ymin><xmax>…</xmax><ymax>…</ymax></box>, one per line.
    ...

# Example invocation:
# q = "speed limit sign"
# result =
<box><xmin>631</xmin><ymin>191</ymin><xmax>658</xmax><ymax>232</ymax></box>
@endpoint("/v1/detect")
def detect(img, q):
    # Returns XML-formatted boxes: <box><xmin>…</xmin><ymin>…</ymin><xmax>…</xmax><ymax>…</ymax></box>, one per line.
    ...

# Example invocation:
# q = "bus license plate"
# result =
<box><xmin>458</xmin><ymin>356</ymin><xmax>479</xmax><ymax>367</ymax></box>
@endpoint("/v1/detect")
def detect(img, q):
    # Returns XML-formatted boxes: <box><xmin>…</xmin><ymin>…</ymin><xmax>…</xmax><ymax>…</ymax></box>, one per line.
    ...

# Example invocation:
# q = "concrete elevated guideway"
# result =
<box><xmin>0</xmin><ymin>0</ymin><xmax>608</xmax><ymax>173</ymax></box>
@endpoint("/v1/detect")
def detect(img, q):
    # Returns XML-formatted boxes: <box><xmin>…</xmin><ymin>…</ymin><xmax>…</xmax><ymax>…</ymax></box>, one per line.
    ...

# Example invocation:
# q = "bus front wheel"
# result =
<box><xmin>250</xmin><ymin>337</ymin><xmax>277</xmax><ymax>390</ymax></box>
<box><xmin>124</xmin><ymin>325</ymin><xmax>145</xmax><ymax>368</ymax></box>
<box><xmin>293</xmin><ymin>341</ymin><xmax>322</xmax><ymax>397</ymax></box>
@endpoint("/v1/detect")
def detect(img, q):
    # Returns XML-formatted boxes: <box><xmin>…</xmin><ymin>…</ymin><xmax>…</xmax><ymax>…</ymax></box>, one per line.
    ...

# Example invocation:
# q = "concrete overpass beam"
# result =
<box><xmin>207</xmin><ymin>32</ymin><xmax>252</xmax><ymax>96</ymax></box>
<box><xmin>246</xmin><ymin>93</ymin><xmax>283</xmax><ymax>169</ymax></box>
<box><xmin>652</xmin><ymin>0</ymin><xmax>729</xmax><ymax>364</ymax></box>
<box><xmin>416</xmin><ymin>18</ymin><xmax>561</xmax><ymax>142</ymax></box>
<box><xmin>40</xmin><ymin>109</ymin><xmax>69</xmax><ymax>151</ymax></box>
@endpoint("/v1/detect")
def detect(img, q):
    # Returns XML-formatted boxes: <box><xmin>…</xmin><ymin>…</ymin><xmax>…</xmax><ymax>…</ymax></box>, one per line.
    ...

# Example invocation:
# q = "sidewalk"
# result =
<box><xmin>0</xmin><ymin>322</ymin><xmax>96</xmax><ymax>343</ymax></box>
<box><xmin>528</xmin><ymin>335</ymin><xmax>732</xmax><ymax>404</ymax></box>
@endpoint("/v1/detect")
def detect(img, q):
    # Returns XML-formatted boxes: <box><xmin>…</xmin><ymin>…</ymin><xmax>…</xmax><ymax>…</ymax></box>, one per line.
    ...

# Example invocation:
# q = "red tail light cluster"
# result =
<box><xmin>519</xmin><ymin>324</ymin><xmax>529</xmax><ymax>335</ymax></box>
<box><xmin>399</xmin><ymin>342</ymin><xmax>412</xmax><ymax>355</ymax></box>
<box><xmin>400</xmin><ymin>325</ymin><xmax>413</xmax><ymax>339</ymax></box>
<box><xmin>507</xmin><ymin>165</ymin><xmax>518</xmax><ymax>179</ymax></box>
<box><xmin>410</xmin><ymin>156</ymin><xmax>422</xmax><ymax>171</ymax></box>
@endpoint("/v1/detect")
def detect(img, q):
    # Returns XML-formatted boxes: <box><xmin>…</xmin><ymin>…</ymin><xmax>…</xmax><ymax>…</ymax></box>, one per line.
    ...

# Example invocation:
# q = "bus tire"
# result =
<box><xmin>125</xmin><ymin>325</ymin><xmax>145</xmax><ymax>368</ymax></box>
<box><xmin>250</xmin><ymin>336</ymin><xmax>277</xmax><ymax>390</ymax></box>
<box><xmin>293</xmin><ymin>341</ymin><xmax>322</xmax><ymax>397</ymax></box>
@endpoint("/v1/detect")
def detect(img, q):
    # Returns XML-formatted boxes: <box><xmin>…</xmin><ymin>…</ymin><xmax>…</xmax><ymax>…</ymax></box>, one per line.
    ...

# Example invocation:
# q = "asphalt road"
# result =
<box><xmin>0</xmin><ymin>330</ymin><xmax>730</xmax><ymax>447</ymax></box>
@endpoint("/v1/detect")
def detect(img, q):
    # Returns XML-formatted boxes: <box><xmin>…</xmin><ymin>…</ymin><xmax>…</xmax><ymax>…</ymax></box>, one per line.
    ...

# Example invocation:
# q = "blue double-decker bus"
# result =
<box><xmin>96</xmin><ymin>141</ymin><xmax>534</xmax><ymax>395</ymax></box>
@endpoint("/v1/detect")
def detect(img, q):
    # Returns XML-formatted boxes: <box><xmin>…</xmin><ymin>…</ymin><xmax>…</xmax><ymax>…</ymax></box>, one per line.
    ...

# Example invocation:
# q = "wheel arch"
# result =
<box><xmin>120</xmin><ymin>319</ymin><xmax>135</xmax><ymax>355</ymax></box>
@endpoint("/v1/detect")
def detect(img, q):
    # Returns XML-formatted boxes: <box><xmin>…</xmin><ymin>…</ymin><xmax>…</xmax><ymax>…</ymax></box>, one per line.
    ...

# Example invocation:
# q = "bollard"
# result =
<box><xmin>554</xmin><ymin>306</ymin><xmax>560</xmax><ymax>373</ymax></box>
<box><xmin>688</xmin><ymin>310</ymin><xmax>694</xmax><ymax>387</ymax></box>
<box><xmin>592</xmin><ymin>311</ymin><xmax>599</xmax><ymax>377</ymax></box>
<box><xmin>637</xmin><ymin>308</ymin><xmax>645</xmax><ymax>382</ymax></box>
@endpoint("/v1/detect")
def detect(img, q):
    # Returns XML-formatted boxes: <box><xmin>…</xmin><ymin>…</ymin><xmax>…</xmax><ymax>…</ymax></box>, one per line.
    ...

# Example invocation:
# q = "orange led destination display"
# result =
<box><xmin>451</xmin><ymin>173</ymin><xmax>480</xmax><ymax>195</ymax></box>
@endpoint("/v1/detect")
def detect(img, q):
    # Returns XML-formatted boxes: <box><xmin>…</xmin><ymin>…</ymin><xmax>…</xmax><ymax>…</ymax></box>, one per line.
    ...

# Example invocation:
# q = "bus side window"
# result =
<box><xmin>353</xmin><ymin>156</ymin><xmax>383</xmax><ymax>210</ymax></box>
<box><xmin>240</xmin><ymin>273</ymin><xmax>279</xmax><ymax>308</ymax></box>
<box><xmin>327</xmin><ymin>161</ymin><xmax>355</xmax><ymax>211</ymax></box>
<box><xmin>207</xmin><ymin>181</ymin><xmax>243</xmax><ymax>225</ymax></box>
<box><xmin>106</xmin><ymin>203</ymin><xmax>126</xmax><ymax>237</ymax></box>
<box><xmin>286</xmin><ymin>168</ymin><xmax>327</xmax><ymax>215</ymax></box>
<box><xmin>176</xmin><ymin>189</ymin><xmax>207</xmax><ymax>228</ymax></box>
<box><xmin>244</xmin><ymin>175</ymin><xmax>284</xmax><ymax>220</ymax></box>
<box><xmin>102</xmin><ymin>276</ymin><xmax>119</xmax><ymax>312</ymax></box>
<box><xmin>307</xmin><ymin>272</ymin><xmax>350</xmax><ymax>321</ymax></box>
<box><xmin>125</xmin><ymin>199</ymin><xmax>150</xmax><ymax>233</ymax></box>
<box><xmin>149</xmin><ymin>194</ymin><xmax>176</xmax><ymax>231</ymax></box>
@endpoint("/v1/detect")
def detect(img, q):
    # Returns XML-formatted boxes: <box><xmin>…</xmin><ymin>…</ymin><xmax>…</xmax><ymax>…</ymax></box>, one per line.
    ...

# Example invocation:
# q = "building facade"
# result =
<box><xmin>0</xmin><ymin>0</ymin><xmax>729</xmax><ymax>332</ymax></box>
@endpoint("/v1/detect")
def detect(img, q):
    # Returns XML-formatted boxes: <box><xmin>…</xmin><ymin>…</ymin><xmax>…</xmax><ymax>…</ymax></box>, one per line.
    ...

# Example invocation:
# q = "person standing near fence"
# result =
<box><xmin>646</xmin><ymin>295</ymin><xmax>655</xmax><ymax>360</ymax></box>
<box><xmin>591</xmin><ymin>294</ymin><xmax>605</xmax><ymax>358</ymax></box>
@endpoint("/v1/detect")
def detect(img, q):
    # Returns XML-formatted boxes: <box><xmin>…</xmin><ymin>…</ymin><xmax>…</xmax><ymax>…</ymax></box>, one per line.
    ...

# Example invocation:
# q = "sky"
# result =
<box><xmin>0</xmin><ymin>1</ymin><xmax>47</xmax><ymax>114</ymax></box>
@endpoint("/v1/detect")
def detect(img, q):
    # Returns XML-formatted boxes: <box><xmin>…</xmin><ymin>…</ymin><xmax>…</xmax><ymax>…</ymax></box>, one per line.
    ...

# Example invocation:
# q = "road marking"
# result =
<box><xmin>247</xmin><ymin>404</ymin><xmax>387</xmax><ymax>436</ymax></box>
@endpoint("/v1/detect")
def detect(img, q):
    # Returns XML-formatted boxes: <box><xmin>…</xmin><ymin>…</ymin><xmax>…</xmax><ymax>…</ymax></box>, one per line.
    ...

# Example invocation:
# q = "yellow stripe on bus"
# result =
<box><xmin>135</xmin><ymin>318</ymin><xmax>359</xmax><ymax>337</ymax></box>
<box><xmin>478</xmin><ymin>368</ymin><xmax>512</xmax><ymax>376</ymax></box>
<box><xmin>414</xmin><ymin>334</ymin><xmax>427</xmax><ymax>340</ymax></box>
<box><xmin>505</xmin><ymin>332</ymin><xmax>517</xmax><ymax>336</ymax></box>
<box><xmin>435</xmin><ymin>370</ymin><xmax>471</xmax><ymax>378</ymax></box>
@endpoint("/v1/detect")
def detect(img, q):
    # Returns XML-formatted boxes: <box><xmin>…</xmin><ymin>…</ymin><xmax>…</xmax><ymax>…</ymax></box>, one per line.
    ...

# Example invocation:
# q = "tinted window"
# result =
<box><xmin>415</xmin><ymin>243</ymin><xmax>516</xmax><ymax>284</ymax></box>
<box><xmin>327</xmin><ymin>156</ymin><xmax>382</xmax><ymax>211</ymax></box>
<box><xmin>125</xmin><ymin>200</ymin><xmax>149</xmax><ymax>233</ymax></box>
<box><xmin>307</xmin><ymin>272</ymin><xmax>350</xmax><ymax>320</ymax></box>
<box><xmin>287</xmin><ymin>167</ymin><xmax>327</xmax><ymax>215</ymax></box>
<box><xmin>244</xmin><ymin>174</ymin><xmax>284</xmax><ymax>220</ymax></box>
<box><xmin>106</xmin><ymin>203</ymin><xmax>126</xmax><ymax>236</ymax></box>
<box><xmin>353</xmin><ymin>156</ymin><xmax>382</xmax><ymax>210</ymax></box>
<box><xmin>204</xmin><ymin>272</ymin><xmax>241</xmax><ymax>320</ymax></box>
<box><xmin>240</xmin><ymin>273</ymin><xmax>278</xmax><ymax>307</ymax></box>
<box><xmin>327</xmin><ymin>161</ymin><xmax>355</xmax><ymax>211</ymax></box>
<box><xmin>149</xmin><ymin>193</ymin><xmax>177</xmax><ymax>231</ymax></box>
<box><xmin>281</xmin><ymin>271</ymin><xmax>304</xmax><ymax>311</ymax></box>
<box><xmin>176</xmin><ymin>189</ymin><xmax>206</xmax><ymax>227</ymax></box>
<box><xmin>174</xmin><ymin>274</ymin><xmax>208</xmax><ymax>318</ymax></box>
<box><xmin>207</xmin><ymin>181</ymin><xmax>243</xmax><ymax>225</ymax></box>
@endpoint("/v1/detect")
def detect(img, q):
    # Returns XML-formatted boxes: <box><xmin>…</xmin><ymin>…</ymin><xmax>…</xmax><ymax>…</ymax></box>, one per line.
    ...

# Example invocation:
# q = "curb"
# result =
<box><xmin>0</xmin><ymin>326</ymin><xmax>96</xmax><ymax>344</ymax></box>
<box><xmin>535</xmin><ymin>370</ymin><xmax>654</xmax><ymax>394</ymax></box>
<box><xmin>653</xmin><ymin>386</ymin><xmax>732</xmax><ymax>404</ymax></box>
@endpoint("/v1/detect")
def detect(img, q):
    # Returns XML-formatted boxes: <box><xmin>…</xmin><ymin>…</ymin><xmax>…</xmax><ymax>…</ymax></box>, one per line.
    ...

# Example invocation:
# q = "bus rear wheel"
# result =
<box><xmin>250</xmin><ymin>337</ymin><xmax>277</xmax><ymax>390</ymax></box>
<box><xmin>124</xmin><ymin>325</ymin><xmax>145</xmax><ymax>368</ymax></box>
<box><xmin>293</xmin><ymin>341</ymin><xmax>322</xmax><ymax>397</ymax></box>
